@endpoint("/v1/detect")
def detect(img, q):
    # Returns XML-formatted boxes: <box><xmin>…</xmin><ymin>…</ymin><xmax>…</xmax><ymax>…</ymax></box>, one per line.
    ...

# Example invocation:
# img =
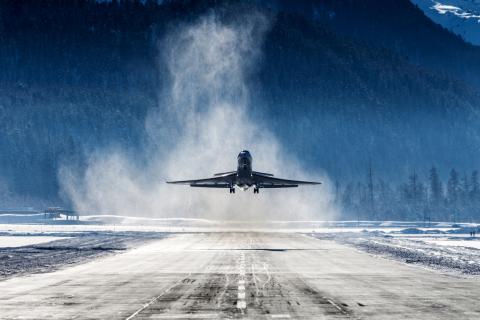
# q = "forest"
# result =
<box><xmin>339</xmin><ymin>167</ymin><xmax>480</xmax><ymax>222</ymax></box>
<box><xmin>1</xmin><ymin>0</ymin><xmax>480</xmax><ymax>221</ymax></box>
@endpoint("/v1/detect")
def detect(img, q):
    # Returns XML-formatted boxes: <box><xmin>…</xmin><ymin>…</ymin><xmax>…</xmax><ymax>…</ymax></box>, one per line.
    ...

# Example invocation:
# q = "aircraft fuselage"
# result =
<box><xmin>236</xmin><ymin>150</ymin><xmax>253</xmax><ymax>190</ymax></box>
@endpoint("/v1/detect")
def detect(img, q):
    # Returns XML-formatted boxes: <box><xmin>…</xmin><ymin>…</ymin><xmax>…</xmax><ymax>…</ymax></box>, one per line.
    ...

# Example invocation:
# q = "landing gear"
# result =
<box><xmin>229</xmin><ymin>187</ymin><xmax>235</xmax><ymax>194</ymax></box>
<box><xmin>253</xmin><ymin>187</ymin><xmax>259</xmax><ymax>194</ymax></box>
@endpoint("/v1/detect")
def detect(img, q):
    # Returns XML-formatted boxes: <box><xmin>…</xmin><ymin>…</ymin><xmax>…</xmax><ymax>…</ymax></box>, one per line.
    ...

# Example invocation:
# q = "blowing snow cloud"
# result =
<box><xmin>60</xmin><ymin>10</ymin><xmax>337</xmax><ymax>221</ymax></box>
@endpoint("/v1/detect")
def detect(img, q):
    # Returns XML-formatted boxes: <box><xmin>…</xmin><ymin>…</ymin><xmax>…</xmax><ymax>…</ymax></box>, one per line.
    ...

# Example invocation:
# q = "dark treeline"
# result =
<box><xmin>338</xmin><ymin>167</ymin><xmax>480</xmax><ymax>222</ymax></box>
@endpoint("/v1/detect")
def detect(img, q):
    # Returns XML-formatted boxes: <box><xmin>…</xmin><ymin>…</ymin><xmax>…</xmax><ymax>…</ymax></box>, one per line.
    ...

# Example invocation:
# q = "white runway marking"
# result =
<box><xmin>271</xmin><ymin>315</ymin><xmax>291</xmax><ymax>319</ymax></box>
<box><xmin>237</xmin><ymin>252</ymin><xmax>247</xmax><ymax>311</ymax></box>
<box><xmin>326</xmin><ymin>299</ymin><xmax>343</xmax><ymax>312</ymax></box>
<box><xmin>236</xmin><ymin>300</ymin><xmax>247</xmax><ymax>309</ymax></box>
<box><xmin>125</xmin><ymin>275</ymin><xmax>191</xmax><ymax>320</ymax></box>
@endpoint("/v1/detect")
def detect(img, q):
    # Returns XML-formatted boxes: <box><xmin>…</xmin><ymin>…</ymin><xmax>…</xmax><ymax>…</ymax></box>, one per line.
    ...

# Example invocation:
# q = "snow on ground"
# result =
<box><xmin>0</xmin><ymin>230</ymin><xmax>167</xmax><ymax>280</ymax></box>
<box><xmin>0</xmin><ymin>236</ymin><xmax>69</xmax><ymax>248</ymax></box>
<box><xmin>0</xmin><ymin>219</ymin><xmax>472</xmax><ymax>233</ymax></box>
<box><xmin>311</xmin><ymin>225</ymin><xmax>480</xmax><ymax>276</ymax></box>
<box><xmin>424</xmin><ymin>239</ymin><xmax>480</xmax><ymax>249</ymax></box>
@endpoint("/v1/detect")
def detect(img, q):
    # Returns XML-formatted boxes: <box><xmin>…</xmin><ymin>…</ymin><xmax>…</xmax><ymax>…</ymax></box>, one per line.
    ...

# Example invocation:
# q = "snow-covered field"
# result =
<box><xmin>311</xmin><ymin>225</ymin><xmax>480</xmax><ymax>276</ymax></box>
<box><xmin>0</xmin><ymin>217</ymin><xmax>473</xmax><ymax>233</ymax></box>
<box><xmin>0</xmin><ymin>236</ymin><xmax>68</xmax><ymax>248</ymax></box>
<box><xmin>424</xmin><ymin>239</ymin><xmax>480</xmax><ymax>249</ymax></box>
<box><xmin>0</xmin><ymin>230</ymin><xmax>167</xmax><ymax>280</ymax></box>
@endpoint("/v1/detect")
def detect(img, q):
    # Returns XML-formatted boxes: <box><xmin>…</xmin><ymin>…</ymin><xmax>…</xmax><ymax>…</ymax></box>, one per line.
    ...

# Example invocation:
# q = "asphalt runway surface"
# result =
<box><xmin>1</xmin><ymin>232</ymin><xmax>480</xmax><ymax>319</ymax></box>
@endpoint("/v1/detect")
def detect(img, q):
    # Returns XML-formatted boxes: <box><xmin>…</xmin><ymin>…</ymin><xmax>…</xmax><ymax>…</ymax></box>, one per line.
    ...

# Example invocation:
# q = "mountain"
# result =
<box><xmin>269</xmin><ymin>0</ymin><xmax>480</xmax><ymax>88</ymax></box>
<box><xmin>411</xmin><ymin>0</ymin><xmax>480</xmax><ymax>46</ymax></box>
<box><xmin>0</xmin><ymin>0</ymin><xmax>480</xmax><ymax>207</ymax></box>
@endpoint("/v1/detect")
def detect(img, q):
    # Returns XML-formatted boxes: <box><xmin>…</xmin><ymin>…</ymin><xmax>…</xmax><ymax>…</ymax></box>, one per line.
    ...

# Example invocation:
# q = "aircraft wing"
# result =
<box><xmin>167</xmin><ymin>173</ymin><xmax>236</xmax><ymax>188</ymax></box>
<box><xmin>252</xmin><ymin>172</ymin><xmax>321</xmax><ymax>188</ymax></box>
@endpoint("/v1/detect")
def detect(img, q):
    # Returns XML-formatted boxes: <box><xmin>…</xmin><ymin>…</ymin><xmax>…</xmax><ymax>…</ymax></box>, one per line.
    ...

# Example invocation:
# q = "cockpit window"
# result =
<box><xmin>238</xmin><ymin>150</ymin><xmax>251</xmax><ymax>158</ymax></box>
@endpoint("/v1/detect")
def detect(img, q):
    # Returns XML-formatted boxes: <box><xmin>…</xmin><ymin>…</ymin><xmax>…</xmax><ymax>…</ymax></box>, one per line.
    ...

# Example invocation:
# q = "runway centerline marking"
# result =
<box><xmin>237</xmin><ymin>252</ymin><xmax>247</xmax><ymax>311</ymax></box>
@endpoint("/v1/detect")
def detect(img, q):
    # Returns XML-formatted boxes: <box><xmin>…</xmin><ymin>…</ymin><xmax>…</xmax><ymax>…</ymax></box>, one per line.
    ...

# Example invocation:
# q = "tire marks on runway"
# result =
<box><xmin>237</xmin><ymin>252</ymin><xmax>247</xmax><ymax>311</ymax></box>
<box><xmin>125</xmin><ymin>275</ymin><xmax>193</xmax><ymax>320</ymax></box>
<box><xmin>125</xmin><ymin>272</ymin><xmax>242</xmax><ymax>319</ymax></box>
<box><xmin>126</xmin><ymin>234</ymin><xmax>353</xmax><ymax>319</ymax></box>
<box><xmin>247</xmin><ymin>250</ymin><xmax>353</xmax><ymax>319</ymax></box>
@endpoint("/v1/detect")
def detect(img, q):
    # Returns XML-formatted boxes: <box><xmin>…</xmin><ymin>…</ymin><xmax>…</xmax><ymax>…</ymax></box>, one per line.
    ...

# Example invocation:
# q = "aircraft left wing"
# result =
<box><xmin>252</xmin><ymin>172</ymin><xmax>321</xmax><ymax>188</ymax></box>
<box><xmin>167</xmin><ymin>173</ymin><xmax>235</xmax><ymax>188</ymax></box>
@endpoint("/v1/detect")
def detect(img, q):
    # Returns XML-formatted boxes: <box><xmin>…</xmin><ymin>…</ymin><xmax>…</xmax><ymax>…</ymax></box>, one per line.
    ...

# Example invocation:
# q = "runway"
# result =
<box><xmin>1</xmin><ymin>232</ymin><xmax>480</xmax><ymax>319</ymax></box>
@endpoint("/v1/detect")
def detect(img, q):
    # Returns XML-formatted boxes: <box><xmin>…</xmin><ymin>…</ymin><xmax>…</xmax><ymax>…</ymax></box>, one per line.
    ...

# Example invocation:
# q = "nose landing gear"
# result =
<box><xmin>253</xmin><ymin>187</ymin><xmax>259</xmax><ymax>194</ymax></box>
<box><xmin>229</xmin><ymin>187</ymin><xmax>235</xmax><ymax>194</ymax></box>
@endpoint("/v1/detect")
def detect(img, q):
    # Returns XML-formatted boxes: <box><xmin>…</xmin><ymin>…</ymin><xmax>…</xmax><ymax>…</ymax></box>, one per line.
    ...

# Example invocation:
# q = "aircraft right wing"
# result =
<box><xmin>252</xmin><ymin>172</ymin><xmax>321</xmax><ymax>188</ymax></box>
<box><xmin>167</xmin><ymin>173</ymin><xmax>236</xmax><ymax>188</ymax></box>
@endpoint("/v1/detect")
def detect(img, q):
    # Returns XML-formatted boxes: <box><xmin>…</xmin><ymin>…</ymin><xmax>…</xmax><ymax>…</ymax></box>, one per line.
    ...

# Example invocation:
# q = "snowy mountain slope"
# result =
<box><xmin>411</xmin><ymin>0</ymin><xmax>480</xmax><ymax>45</ymax></box>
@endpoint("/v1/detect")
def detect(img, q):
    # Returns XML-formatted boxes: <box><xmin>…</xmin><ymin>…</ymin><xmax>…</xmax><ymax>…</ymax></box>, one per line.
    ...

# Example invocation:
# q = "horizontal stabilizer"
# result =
<box><xmin>213</xmin><ymin>171</ymin><xmax>237</xmax><ymax>177</ymax></box>
<box><xmin>253</xmin><ymin>171</ymin><xmax>274</xmax><ymax>177</ymax></box>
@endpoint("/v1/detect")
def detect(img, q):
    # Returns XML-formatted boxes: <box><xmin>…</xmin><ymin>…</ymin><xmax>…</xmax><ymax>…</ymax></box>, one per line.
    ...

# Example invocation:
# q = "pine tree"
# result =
<box><xmin>447</xmin><ymin>169</ymin><xmax>459</xmax><ymax>205</ymax></box>
<box><xmin>460</xmin><ymin>174</ymin><xmax>470</xmax><ymax>208</ymax></box>
<box><xmin>403</xmin><ymin>171</ymin><xmax>421</xmax><ymax>203</ymax></box>
<box><xmin>429</xmin><ymin>166</ymin><xmax>443</xmax><ymax>207</ymax></box>
<box><xmin>341</xmin><ymin>183</ymin><xmax>354</xmax><ymax>208</ymax></box>
<box><xmin>447</xmin><ymin>169</ymin><xmax>460</xmax><ymax>221</ymax></box>
<box><xmin>377</xmin><ymin>179</ymin><xmax>394</xmax><ymax>221</ymax></box>
<box><xmin>367</xmin><ymin>162</ymin><xmax>375</xmax><ymax>219</ymax></box>
<box><xmin>471</xmin><ymin>171</ymin><xmax>480</xmax><ymax>204</ymax></box>
<box><xmin>334</xmin><ymin>180</ymin><xmax>341</xmax><ymax>205</ymax></box>
<box><xmin>405</xmin><ymin>170</ymin><xmax>426</xmax><ymax>220</ymax></box>
<box><xmin>410</xmin><ymin>170</ymin><xmax>419</xmax><ymax>204</ymax></box>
